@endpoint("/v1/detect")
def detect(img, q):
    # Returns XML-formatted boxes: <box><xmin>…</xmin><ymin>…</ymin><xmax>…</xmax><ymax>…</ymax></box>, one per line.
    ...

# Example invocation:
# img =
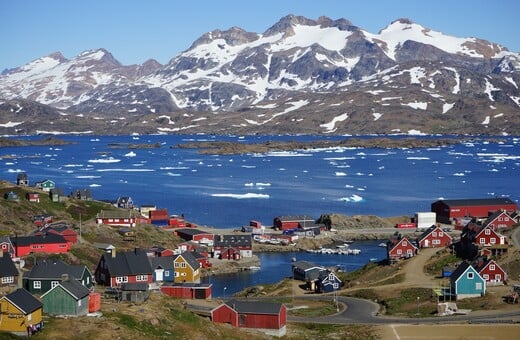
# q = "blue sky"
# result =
<box><xmin>1</xmin><ymin>0</ymin><xmax>519</xmax><ymax>71</ymax></box>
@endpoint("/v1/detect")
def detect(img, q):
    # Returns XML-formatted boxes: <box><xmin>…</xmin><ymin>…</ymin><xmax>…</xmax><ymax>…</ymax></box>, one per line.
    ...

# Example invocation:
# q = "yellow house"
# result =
<box><xmin>173</xmin><ymin>252</ymin><xmax>201</xmax><ymax>283</ymax></box>
<box><xmin>0</xmin><ymin>288</ymin><xmax>43</xmax><ymax>336</ymax></box>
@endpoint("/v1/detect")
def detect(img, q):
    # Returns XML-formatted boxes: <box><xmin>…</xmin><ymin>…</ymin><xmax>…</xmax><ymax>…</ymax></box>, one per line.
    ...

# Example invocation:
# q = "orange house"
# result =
<box><xmin>173</xmin><ymin>252</ymin><xmax>201</xmax><ymax>284</ymax></box>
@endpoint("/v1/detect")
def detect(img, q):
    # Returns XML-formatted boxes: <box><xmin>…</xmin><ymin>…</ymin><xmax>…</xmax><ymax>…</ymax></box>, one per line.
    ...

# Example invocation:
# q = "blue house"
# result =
<box><xmin>150</xmin><ymin>256</ymin><xmax>175</xmax><ymax>283</ymax></box>
<box><xmin>316</xmin><ymin>271</ymin><xmax>342</xmax><ymax>293</ymax></box>
<box><xmin>450</xmin><ymin>261</ymin><xmax>486</xmax><ymax>300</ymax></box>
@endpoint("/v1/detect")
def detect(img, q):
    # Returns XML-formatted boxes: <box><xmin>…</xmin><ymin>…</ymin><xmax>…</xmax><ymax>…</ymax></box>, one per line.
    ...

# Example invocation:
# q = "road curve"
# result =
<box><xmin>288</xmin><ymin>296</ymin><xmax>520</xmax><ymax>324</ymax></box>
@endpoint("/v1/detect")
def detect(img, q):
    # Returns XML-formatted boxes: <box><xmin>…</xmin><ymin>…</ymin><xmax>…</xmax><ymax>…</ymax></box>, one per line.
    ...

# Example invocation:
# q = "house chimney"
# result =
<box><xmin>0</xmin><ymin>250</ymin><xmax>3</xmax><ymax>258</ymax></box>
<box><xmin>61</xmin><ymin>274</ymin><xmax>69</xmax><ymax>282</ymax></box>
<box><xmin>111</xmin><ymin>248</ymin><xmax>116</xmax><ymax>258</ymax></box>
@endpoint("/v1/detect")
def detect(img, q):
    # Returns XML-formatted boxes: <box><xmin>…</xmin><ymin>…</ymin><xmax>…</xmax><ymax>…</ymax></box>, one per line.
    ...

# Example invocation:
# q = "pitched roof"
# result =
<box><xmin>101</xmin><ymin>249</ymin><xmax>152</xmax><ymax>276</ymax></box>
<box><xmin>292</xmin><ymin>260</ymin><xmax>324</xmax><ymax>271</ymax></box>
<box><xmin>174</xmin><ymin>252</ymin><xmax>200</xmax><ymax>270</ymax></box>
<box><xmin>450</xmin><ymin>261</ymin><xmax>473</xmax><ymax>281</ymax></box>
<box><xmin>12</xmin><ymin>233</ymin><xmax>68</xmax><ymax>246</ymax></box>
<box><xmin>150</xmin><ymin>256</ymin><xmax>174</xmax><ymax>270</ymax></box>
<box><xmin>224</xmin><ymin>299</ymin><xmax>283</xmax><ymax>315</ymax></box>
<box><xmin>175</xmin><ymin>228</ymin><xmax>211</xmax><ymax>236</ymax></box>
<box><xmin>0</xmin><ymin>255</ymin><xmax>18</xmax><ymax>277</ymax></box>
<box><xmin>23</xmin><ymin>259</ymin><xmax>88</xmax><ymax>280</ymax></box>
<box><xmin>2</xmin><ymin>288</ymin><xmax>42</xmax><ymax>314</ymax></box>
<box><xmin>41</xmin><ymin>280</ymin><xmax>90</xmax><ymax>300</ymax></box>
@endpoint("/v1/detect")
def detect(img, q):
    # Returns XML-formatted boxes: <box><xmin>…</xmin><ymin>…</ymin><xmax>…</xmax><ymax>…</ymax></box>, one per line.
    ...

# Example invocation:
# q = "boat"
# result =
<box><xmin>248</xmin><ymin>266</ymin><xmax>261</xmax><ymax>271</ymax></box>
<box><xmin>379</xmin><ymin>242</ymin><xmax>387</xmax><ymax>247</ymax></box>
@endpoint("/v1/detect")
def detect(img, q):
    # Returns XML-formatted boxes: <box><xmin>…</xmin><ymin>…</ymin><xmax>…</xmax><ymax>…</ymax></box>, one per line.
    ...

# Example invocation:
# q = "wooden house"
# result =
<box><xmin>211</xmin><ymin>299</ymin><xmax>287</xmax><ymax>337</ymax></box>
<box><xmin>149</xmin><ymin>256</ymin><xmax>175</xmax><ymax>283</ymax></box>
<box><xmin>49</xmin><ymin>188</ymin><xmax>65</xmax><ymax>202</ymax></box>
<box><xmin>474</xmin><ymin>226</ymin><xmax>508</xmax><ymax>247</ymax></box>
<box><xmin>273</xmin><ymin>215</ymin><xmax>315</xmax><ymax>231</ymax></box>
<box><xmin>33</xmin><ymin>224</ymin><xmax>78</xmax><ymax>244</ymax></box>
<box><xmin>316</xmin><ymin>271</ymin><xmax>342</xmax><ymax>293</ymax></box>
<box><xmin>16</xmin><ymin>173</ymin><xmax>28</xmax><ymax>186</ymax></box>
<box><xmin>147</xmin><ymin>245</ymin><xmax>176</xmax><ymax>257</ymax></box>
<box><xmin>116</xmin><ymin>196</ymin><xmax>134</xmax><ymax>209</ymax></box>
<box><xmin>213</xmin><ymin>234</ymin><xmax>252</xmax><ymax>258</ymax></box>
<box><xmin>26</xmin><ymin>192</ymin><xmax>40</xmax><ymax>203</ymax></box>
<box><xmin>0</xmin><ymin>236</ymin><xmax>15</xmax><ymax>257</ymax></box>
<box><xmin>161</xmin><ymin>282</ymin><xmax>212</xmax><ymax>299</ymax></box>
<box><xmin>12</xmin><ymin>234</ymin><xmax>70</xmax><ymax>257</ymax></box>
<box><xmin>173</xmin><ymin>252</ymin><xmax>201</xmax><ymax>283</ymax></box>
<box><xmin>473</xmin><ymin>258</ymin><xmax>507</xmax><ymax>286</ymax></box>
<box><xmin>94</xmin><ymin>248</ymin><xmax>153</xmax><ymax>288</ymax></box>
<box><xmin>292</xmin><ymin>260</ymin><xmax>326</xmax><ymax>287</ymax></box>
<box><xmin>483</xmin><ymin>210</ymin><xmax>516</xmax><ymax>230</ymax></box>
<box><xmin>41</xmin><ymin>279</ymin><xmax>91</xmax><ymax>316</ymax></box>
<box><xmin>70</xmin><ymin>188</ymin><xmax>92</xmax><ymax>201</ymax></box>
<box><xmin>32</xmin><ymin>214</ymin><xmax>53</xmax><ymax>227</ymax></box>
<box><xmin>0</xmin><ymin>253</ymin><xmax>19</xmax><ymax>287</ymax></box>
<box><xmin>96</xmin><ymin>210</ymin><xmax>137</xmax><ymax>227</ymax></box>
<box><xmin>22</xmin><ymin>259</ymin><xmax>93</xmax><ymax>294</ymax></box>
<box><xmin>120</xmin><ymin>283</ymin><xmax>149</xmax><ymax>303</ymax></box>
<box><xmin>35</xmin><ymin>179</ymin><xmax>55</xmax><ymax>192</ymax></box>
<box><xmin>417</xmin><ymin>225</ymin><xmax>452</xmax><ymax>248</ymax></box>
<box><xmin>0</xmin><ymin>288</ymin><xmax>43</xmax><ymax>336</ymax></box>
<box><xmin>192</xmin><ymin>251</ymin><xmax>211</xmax><ymax>269</ymax></box>
<box><xmin>4</xmin><ymin>191</ymin><xmax>20</xmax><ymax>202</ymax></box>
<box><xmin>387</xmin><ymin>236</ymin><xmax>418</xmax><ymax>261</ymax></box>
<box><xmin>450</xmin><ymin>261</ymin><xmax>486</xmax><ymax>299</ymax></box>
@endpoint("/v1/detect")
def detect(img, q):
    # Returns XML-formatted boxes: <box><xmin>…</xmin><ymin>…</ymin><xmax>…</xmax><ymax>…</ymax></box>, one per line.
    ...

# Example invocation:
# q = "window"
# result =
<box><xmin>495</xmin><ymin>274</ymin><xmax>502</xmax><ymax>280</ymax></box>
<box><xmin>174</xmin><ymin>262</ymin><xmax>187</xmax><ymax>268</ymax></box>
<box><xmin>402</xmin><ymin>241</ymin><xmax>407</xmax><ymax>246</ymax></box>
<box><xmin>115</xmin><ymin>276</ymin><xmax>128</xmax><ymax>284</ymax></box>
<box><xmin>87</xmin><ymin>277</ymin><xmax>90</xmax><ymax>284</ymax></box>
<box><xmin>51</xmin><ymin>281</ymin><xmax>59</xmax><ymax>288</ymax></box>
<box><xmin>164</xmin><ymin>271</ymin><xmax>170</xmax><ymax>276</ymax></box>
<box><xmin>479</xmin><ymin>238</ymin><xmax>485</xmax><ymax>244</ymax></box>
<box><xmin>1</xmin><ymin>244</ymin><xmax>7</xmax><ymax>249</ymax></box>
<box><xmin>34</xmin><ymin>281</ymin><xmax>41</xmax><ymax>289</ymax></box>
<box><xmin>433</xmin><ymin>239</ymin><xmax>440</xmax><ymax>245</ymax></box>
<box><xmin>476</xmin><ymin>282</ymin><xmax>482</xmax><ymax>290</ymax></box>
<box><xmin>1</xmin><ymin>276</ymin><xmax>14</xmax><ymax>284</ymax></box>
<box><xmin>439</xmin><ymin>231</ymin><xmax>443</xmax><ymax>237</ymax></box>
<box><xmin>483</xmin><ymin>274</ymin><xmax>489</xmax><ymax>280</ymax></box>
<box><xmin>136</xmin><ymin>275</ymin><xmax>148</xmax><ymax>282</ymax></box>
<box><xmin>175</xmin><ymin>272</ymin><xmax>179</xmax><ymax>277</ymax></box>
<box><xmin>78</xmin><ymin>300</ymin><xmax>82</xmax><ymax>307</ymax></box>
<box><xmin>467</xmin><ymin>272</ymin><xmax>474</xmax><ymax>279</ymax></box>
<box><xmin>407</xmin><ymin>249</ymin><xmax>413</xmax><ymax>254</ymax></box>
<box><xmin>490</xmin><ymin>238</ymin><xmax>496</xmax><ymax>244</ymax></box>
<box><xmin>432</xmin><ymin>232</ymin><xmax>437</xmax><ymax>237</ymax></box>
<box><xmin>397</xmin><ymin>249</ymin><xmax>402</xmax><ymax>255</ymax></box>
<box><xmin>489</xmin><ymin>264</ymin><xmax>495</xmax><ymax>271</ymax></box>
<box><xmin>485</xmin><ymin>229</ymin><xmax>491</xmax><ymax>235</ymax></box>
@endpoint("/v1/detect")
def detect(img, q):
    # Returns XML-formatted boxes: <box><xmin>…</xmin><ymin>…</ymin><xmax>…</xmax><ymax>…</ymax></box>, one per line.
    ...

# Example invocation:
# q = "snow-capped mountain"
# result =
<box><xmin>1</xmin><ymin>15</ymin><xmax>519</xmax><ymax>135</ymax></box>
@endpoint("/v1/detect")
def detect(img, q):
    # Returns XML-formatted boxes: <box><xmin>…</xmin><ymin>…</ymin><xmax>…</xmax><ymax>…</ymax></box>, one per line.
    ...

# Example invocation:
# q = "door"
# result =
<box><xmin>424</xmin><ymin>239</ymin><xmax>429</xmax><ymax>247</ymax></box>
<box><xmin>156</xmin><ymin>269</ymin><xmax>164</xmax><ymax>282</ymax></box>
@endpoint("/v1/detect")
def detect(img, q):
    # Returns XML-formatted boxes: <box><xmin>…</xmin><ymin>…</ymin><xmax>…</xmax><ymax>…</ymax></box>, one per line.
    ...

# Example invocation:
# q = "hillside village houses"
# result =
<box><xmin>2</xmin><ymin>171</ymin><xmax>520</xmax><ymax>335</ymax></box>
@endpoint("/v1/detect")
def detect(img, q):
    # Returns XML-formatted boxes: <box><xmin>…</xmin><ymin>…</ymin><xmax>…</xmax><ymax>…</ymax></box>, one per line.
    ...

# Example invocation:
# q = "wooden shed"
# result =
<box><xmin>41</xmin><ymin>279</ymin><xmax>91</xmax><ymax>316</ymax></box>
<box><xmin>160</xmin><ymin>283</ymin><xmax>212</xmax><ymax>299</ymax></box>
<box><xmin>211</xmin><ymin>299</ymin><xmax>287</xmax><ymax>337</ymax></box>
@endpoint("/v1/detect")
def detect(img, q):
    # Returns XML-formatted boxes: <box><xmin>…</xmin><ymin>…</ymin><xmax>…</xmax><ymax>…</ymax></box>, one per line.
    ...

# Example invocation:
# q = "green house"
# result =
<box><xmin>41</xmin><ymin>279</ymin><xmax>90</xmax><ymax>316</ymax></box>
<box><xmin>23</xmin><ymin>259</ymin><xmax>93</xmax><ymax>295</ymax></box>
<box><xmin>36</xmin><ymin>179</ymin><xmax>55</xmax><ymax>192</ymax></box>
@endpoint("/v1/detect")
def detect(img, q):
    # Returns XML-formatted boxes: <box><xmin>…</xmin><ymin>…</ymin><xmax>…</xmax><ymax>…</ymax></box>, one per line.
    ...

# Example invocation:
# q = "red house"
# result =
<box><xmin>483</xmin><ymin>210</ymin><xmax>516</xmax><ymax>230</ymax></box>
<box><xmin>431</xmin><ymin>198</ymin><xmax>517</xmax><ymax>222</ymax></box>
<box><xmin>96</xmin><ymin>210</ymin><xmax>137</xmax><ymax>227</ymax></box>
<box><xmin>273</xmin><ymin>215</ymin><xmax>315</xmax><ymax>231</ymax></box>
<box><xmin>160</xmin><ymin>283</ymin><xmax>212</xmax><ymax>299</ymax></box>
<box><xmin>387</xmin><ymin>236</ymin><xmax>418</xmax><ymax>261</ymax></box>
<box><xmin>94</xmin><ymin>248</ymin><xmax>153</xmax><ymax>288</ymax></box>
<box><xmin>211</xmin><ymin>299</ymin><xmax>287</xmax><ymax>337</ymax></box>
<box><xmin>474</xmin><ymin>226</ymin><xmax>508</xmax><ymax>247</ymax></box>
<box><xmin>12</xmin><ymin>234</ymin><xmax>70</xmax><ymax>257</ymax></box>
<box><xmin>0</xmin><ymin>237</ymin><xmax>14</xmax><ymax>257</ymax></box>
<box><xmin>26</xmin><ymin>193</ymin><xmax>40</xmax><ymax>203</ymax></box>
<box><xmin>473</xmin><ymin>258</ymin><xmax>507</xmax><ymax>285</ymax></box>
<box><xmin>34</xmin><ymin>224</ymin><xmax>78</xmax><ymax>244</ymax></box>
<box><xmin>417</xmin><ymin>226</ymin><xmax>452</xmax><ymax>248</ymax></box>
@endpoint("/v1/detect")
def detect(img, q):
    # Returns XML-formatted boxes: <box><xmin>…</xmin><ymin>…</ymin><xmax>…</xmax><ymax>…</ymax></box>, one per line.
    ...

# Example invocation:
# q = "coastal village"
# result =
<box><xmin>0</xmin><ymin>173</ymin><xmax>519</xmax><ymax>338</ymax></box>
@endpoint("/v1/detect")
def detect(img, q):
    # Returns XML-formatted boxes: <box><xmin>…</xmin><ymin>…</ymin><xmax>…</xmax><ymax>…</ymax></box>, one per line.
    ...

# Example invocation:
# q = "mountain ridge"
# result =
<box><xmin>1</xmin><ymin>15</ymin><xmax>519</xmax><ymax>136</ymax></box>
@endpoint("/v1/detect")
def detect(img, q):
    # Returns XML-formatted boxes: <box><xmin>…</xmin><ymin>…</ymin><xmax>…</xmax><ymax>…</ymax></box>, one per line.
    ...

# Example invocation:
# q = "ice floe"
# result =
<box><xmin>211</xmin><ymin>193</ymin><xmax>270</xmax><ymax>199</ymax></box>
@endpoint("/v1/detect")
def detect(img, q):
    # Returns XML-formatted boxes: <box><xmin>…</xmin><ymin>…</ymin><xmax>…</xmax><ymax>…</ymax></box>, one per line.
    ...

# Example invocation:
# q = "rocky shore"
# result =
<box><xmin>173</xmin><ymin>137</ymin><xmax>503</xmax><ymax>155</ymax></box>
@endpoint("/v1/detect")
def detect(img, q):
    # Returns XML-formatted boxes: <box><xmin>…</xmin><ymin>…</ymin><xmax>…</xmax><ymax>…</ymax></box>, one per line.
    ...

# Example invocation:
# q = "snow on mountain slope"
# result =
<box><xmin>0</xmin><ymin>15</ymin><xmax>519</xmax><ymax>136</ymax></box>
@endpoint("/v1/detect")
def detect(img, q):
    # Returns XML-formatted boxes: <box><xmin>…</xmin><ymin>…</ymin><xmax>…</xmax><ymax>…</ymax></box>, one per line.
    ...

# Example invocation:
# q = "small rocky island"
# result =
<box><xmin>173</xmin><ymin>137</ymin><xmax>501</xmax><ymax>155</ymax></box>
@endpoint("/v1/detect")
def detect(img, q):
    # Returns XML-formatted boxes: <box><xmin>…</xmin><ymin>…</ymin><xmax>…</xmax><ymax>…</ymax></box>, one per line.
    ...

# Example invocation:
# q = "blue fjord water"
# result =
<box><xmin>2</xmin><ymin>134</ymin><xmax>519</xmax><ymax>296</ymax></box>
